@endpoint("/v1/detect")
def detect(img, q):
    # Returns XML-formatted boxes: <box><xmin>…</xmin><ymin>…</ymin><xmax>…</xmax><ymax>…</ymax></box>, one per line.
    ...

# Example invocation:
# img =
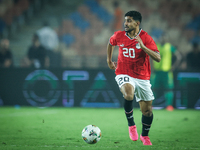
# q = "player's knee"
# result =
<box><xmin>142</xmin><ymin>110</ymin><xmax>152</xmax><ymax>117</ymax></box>
<box><xmin>124</xmin><ymin>93</ymin><xmax>134</xmax><ymax>100</ymax></box>
<box><xmin>121</xmin><ymin>83</ymin><xmax>134</xmax><ymax>100</ymax></box>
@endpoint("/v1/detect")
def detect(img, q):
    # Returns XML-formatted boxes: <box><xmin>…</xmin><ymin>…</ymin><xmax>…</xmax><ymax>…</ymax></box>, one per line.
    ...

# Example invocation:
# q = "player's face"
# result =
<box><xmin>124</xmin><ymin>16</ymin><xmax>138</xmax><ymax>33</ymax></box>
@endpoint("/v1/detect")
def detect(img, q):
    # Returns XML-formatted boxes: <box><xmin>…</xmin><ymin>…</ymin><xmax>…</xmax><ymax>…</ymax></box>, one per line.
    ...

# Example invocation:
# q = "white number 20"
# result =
<box><xmin>122</xmin><ymin>48</ymin><xmax>135</xmax><ymax>58</ymax></box>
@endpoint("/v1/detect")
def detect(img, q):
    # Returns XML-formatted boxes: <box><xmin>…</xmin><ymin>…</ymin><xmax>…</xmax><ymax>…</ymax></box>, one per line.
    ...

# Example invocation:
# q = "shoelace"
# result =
<box><xmin>143</xmin><ymin>136</ymin><xmax>151</xmax><ymax>144</ymax></box>
<box><xmin>130</xmin><ymin>127</ymin><xmax>136</xmax><ymax>134</ymax></box>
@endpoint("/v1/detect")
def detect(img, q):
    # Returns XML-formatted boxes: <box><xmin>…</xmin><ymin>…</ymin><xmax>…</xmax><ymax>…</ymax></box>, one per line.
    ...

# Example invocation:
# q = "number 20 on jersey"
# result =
<box><xmin>122</xmin><ymin>48</ymin><xmax>135</xmax><ymax>58</ymax></box>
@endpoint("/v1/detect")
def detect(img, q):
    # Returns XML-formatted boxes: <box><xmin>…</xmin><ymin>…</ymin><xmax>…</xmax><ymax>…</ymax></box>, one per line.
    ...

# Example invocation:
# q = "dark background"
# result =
<box><xmin>0</xmin><ymin>68</ymin><xmax>199</xmax><ymax>109</ymax></box>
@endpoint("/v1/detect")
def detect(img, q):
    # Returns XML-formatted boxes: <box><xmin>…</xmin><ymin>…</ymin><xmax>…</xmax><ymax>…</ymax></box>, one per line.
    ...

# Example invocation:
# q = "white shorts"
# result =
<box><xmin>115</xmin><ymin>75</ymin><xmax>154</xmax><ymax>102</ymax></box>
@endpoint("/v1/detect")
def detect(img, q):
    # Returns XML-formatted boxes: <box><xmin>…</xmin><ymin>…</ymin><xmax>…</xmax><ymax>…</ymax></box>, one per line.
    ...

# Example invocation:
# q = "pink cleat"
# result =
<box><xmin>129</xmin><ymin>125</ymin><xmax>138</xmax><ymax>141</ymax></box>
<box><xmin>140</xmin><ymin>135</ymin><xmax>152</xmax><ymax>145</ymax></box>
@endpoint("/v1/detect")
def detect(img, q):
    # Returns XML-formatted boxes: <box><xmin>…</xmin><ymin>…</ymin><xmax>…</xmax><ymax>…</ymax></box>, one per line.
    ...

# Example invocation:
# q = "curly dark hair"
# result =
<box><xmin>125</xmin><ymin>11</ymin><xmax>142</xmax><ymax>23</ymax></box>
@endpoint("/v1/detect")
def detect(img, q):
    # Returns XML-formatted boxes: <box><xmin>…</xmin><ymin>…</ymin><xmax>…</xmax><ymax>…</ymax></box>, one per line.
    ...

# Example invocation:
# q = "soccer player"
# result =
<box><xmin>151</xmin><ymin>33</ymin><xmax>181</xmax><ymax>111</ymax></box>
<box><xmin>107</xmin><ymin>11</ymin><xmax>161</xmax><ymax>145</ymax></box>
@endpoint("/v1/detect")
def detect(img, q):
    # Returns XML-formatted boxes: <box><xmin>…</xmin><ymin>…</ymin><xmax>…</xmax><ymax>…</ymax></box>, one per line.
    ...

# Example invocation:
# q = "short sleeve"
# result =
<box><xmin>109</xmin><ymin>33</ymin><xmax>117</xmax><ymax>46</ymax></box>
<box><xmin>145</xmin><ymin>35</ymin><xmax>159</xmax><ymax>53</ymax></box>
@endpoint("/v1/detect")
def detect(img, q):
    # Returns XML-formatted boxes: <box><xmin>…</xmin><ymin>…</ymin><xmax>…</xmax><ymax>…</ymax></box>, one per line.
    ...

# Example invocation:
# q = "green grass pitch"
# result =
<box><xmin>0</xmin><ymin>107</ymin><xmax>200</xmax><ymax>150</ymax></box>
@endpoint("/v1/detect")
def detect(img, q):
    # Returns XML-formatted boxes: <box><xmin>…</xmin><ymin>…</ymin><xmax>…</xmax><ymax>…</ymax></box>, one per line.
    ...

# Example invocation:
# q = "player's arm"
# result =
<box><xmin>141</xmin><ymin>46</ymin><xmax>161</xmax><ymax>62</ymax></box>
<box><xmin>135</xmin><ymin>36</ymin><xmax>161</xmax><ymax>62</ymax></box>
<box><xmin>107</xmin><ymin>43</ymin><xmax>117</xmax><ymax>70</ymax></box>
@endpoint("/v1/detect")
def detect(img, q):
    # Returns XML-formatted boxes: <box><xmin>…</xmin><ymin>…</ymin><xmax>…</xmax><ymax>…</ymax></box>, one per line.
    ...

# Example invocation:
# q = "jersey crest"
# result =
<box><xmin>136</xmin><ymin>43</ymin><xmax>141</xmax><ymax>49</ymax></box>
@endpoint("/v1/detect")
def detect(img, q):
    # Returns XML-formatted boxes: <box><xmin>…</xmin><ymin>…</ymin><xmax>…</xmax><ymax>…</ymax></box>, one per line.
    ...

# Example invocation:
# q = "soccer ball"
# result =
<box><xmin>81</xmin><ymin>125</ymin><xmax>101</xmax><ymax>144</ymax></box>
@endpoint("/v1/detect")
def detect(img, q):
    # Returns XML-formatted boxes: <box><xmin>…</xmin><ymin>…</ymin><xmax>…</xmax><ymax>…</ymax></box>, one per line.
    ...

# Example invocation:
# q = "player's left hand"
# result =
<box><xmin>135</xmin><ymin>34</ymin><xmax>145</xmax><ymax>49</ymax></box>
<box><xmin>107</xmin><ymin>61</ymin><xmax>117</xmax><ymax>70</ymax></box>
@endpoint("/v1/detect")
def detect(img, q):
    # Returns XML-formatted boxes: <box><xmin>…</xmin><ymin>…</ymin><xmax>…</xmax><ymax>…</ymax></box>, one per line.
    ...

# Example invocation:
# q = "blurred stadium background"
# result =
<box><xmin>0</xmin><ymin>0</ymin><xmax>200</xmax><ymax>109</ymax></box>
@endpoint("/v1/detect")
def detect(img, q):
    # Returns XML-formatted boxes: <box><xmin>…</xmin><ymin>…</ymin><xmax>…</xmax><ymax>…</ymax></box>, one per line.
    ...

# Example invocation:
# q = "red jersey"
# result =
<box><xmin>109</xmin><ymin>29</ymin><xmax>159</xmax><ymax>80</ymax></box>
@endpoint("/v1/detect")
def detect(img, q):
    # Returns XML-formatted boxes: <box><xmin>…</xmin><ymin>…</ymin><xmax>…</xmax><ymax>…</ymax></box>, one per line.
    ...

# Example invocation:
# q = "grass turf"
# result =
<box><xmin>0</xmin><ymin>107</ymin><xmax>200</xmax><ymax>150</ymax></box>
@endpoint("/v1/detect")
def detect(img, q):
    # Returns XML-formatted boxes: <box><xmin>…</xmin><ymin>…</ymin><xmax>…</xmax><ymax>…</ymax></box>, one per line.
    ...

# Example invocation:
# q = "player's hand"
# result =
<box><xmin>135</xmin><ymin>34</ymin><xmax>145</xmax><ymax>49</ymax></box>
<box><xmin>107</xmin><ymin>61</ymin><xmax>117</xmax><ymax>70</ymax></box>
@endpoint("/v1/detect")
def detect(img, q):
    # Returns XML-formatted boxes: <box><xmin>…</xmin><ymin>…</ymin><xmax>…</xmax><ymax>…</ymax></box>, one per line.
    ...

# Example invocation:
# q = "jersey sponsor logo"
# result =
<box><xmin>136</xmin><ymin>43</ymin><xmax>141</xmax><ymax>49</ymax></box>
<box><xmin>120</xmin><ymin>44</ymin><xmax>124</xmax><ymax>47</ymax></box>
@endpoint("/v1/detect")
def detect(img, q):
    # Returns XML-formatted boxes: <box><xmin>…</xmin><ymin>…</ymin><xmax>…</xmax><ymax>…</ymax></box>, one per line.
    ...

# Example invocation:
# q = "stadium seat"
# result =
<box><xmin>190</xmin><ymin>36</ymin><xmax>200</xmax><ymax>44</ymax></box>
<box><xmin>69</xmin><ymin>12</ymin><xmax>90</xmax><ymax>32</ymax></box>
<box><xmin>18</xmin><ymin>0</ymin><xmax>29</xmax><ymax>12</ymax></box>
<box><xmin>84</xmin><ymin>55</ymin><xmax>99</xmax><ymax>68</ymax></box>
<box><xmin>84</xmin><ymin>0</ymin><xmax>113</xmax><ymax>25</ymax></box>
<box><xmin>186</xmin><ymin>15</ymin><xmax>200</xmax><ymax>31</ymax></box>
<box><xmin>61</xmin><ymin>34</ymin><xmax>75</xmax><ymax>47</ymax></box>
<box><xmin>150</xmin><ymin>28</ymin><xmax>164</xmax><ymax>39</ymax></box>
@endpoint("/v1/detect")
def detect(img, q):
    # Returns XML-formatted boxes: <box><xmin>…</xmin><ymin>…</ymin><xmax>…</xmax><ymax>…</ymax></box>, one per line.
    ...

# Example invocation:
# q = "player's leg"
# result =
<box><xmin>115</xmin><ymin>75</ymin><xmax>138</xmax><ymax>141</ymax></box>
<box><xmin>139</xmin><ymin>100</ymin><xmax>153</xmax><ymax>145</ymax></box>
<box><xmin>134</xmin><ymin>79</ymin><xmax>154</xmax><ymax>145</ymax></box>
<box><xmin>165</xmin><ymin>71</ymin><xmax>174</xmax><ymax>111</ymax></box>
<box><xmin>121</xmin><ymin>83</ymin><xmax>135</xmax><ymax>126</ymax></box>
<box><xmin>151</xmin><ymin>71</ymin><xmax>163</xmax><ymax>107</ymax></box>
<box><xmin>120</xmin><ymin>83</ymin><xmax>138</xmax><ymax>141</ymax></box>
